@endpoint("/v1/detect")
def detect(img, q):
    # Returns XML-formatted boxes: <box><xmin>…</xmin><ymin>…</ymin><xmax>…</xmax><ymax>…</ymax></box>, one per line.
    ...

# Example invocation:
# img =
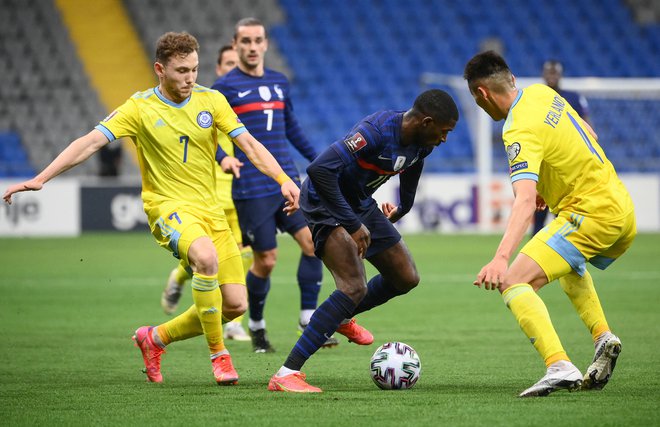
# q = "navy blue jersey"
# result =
<box><xmin>558</xmin><ymin>89</ymin><xmax>589</xmax><ymax>119</ymax></box>
<box><xmin>212</xmin><ymin>67</ymin><xmax>317</xmax><ymax>200</ymax></box>
<box><xmin>302</xmin><ymin>110</ymin><xmax>432</xmax><ymax>234</ymax></box>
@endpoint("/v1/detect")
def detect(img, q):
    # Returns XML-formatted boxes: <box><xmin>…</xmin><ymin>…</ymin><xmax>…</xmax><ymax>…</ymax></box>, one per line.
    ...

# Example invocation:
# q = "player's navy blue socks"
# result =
<box><xmin>297</xmin><ymin>254</ymin><xmax>323</xmax><ymax>310</ymax></box>
<box><xmin>284</xmin><ymin>290</ymin><xmax>355</xmax><ymax>371</ymax></box>
<box><xmin>352</xmin><ymin>274</ymin><xmax>405</xmax><ymax>316</ymax></box>
<box><xmin>247</xmin><ymin>271</ymin><xmax>270</xmax><ymax>322</ymax></box>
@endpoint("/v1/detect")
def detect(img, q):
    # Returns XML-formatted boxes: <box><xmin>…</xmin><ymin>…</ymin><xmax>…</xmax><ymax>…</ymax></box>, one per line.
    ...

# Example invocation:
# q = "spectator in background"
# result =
<box><xmin>98</xmin><ymin>144</ymin><xmax>122</xmax><ymax>176</ymax></box>
<box><xmin>213</xmin><ymin>17</ymin><xmax>337</xmax><ymax>353</ymax></box>
<box><xmin>533</xmin><ymin>60</ymin><xmax>591</xmax><ymax>235</ymax></box>
<box><xmin>161</xmin><ymin>44</ymin><xmax>252</xmax><ymax>342</ymax></box>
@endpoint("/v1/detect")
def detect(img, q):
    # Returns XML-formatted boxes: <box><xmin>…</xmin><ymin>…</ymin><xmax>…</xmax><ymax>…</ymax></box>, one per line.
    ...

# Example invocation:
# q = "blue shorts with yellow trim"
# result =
<box><xmin>521</xmin><ymin>210</ymin><xmax>636</xmax><ymax>282</ymax></box>
<box><xmin>147</xmin><ymin>202</ymin><xmax>245</xmax><ymax>286</ymax></box>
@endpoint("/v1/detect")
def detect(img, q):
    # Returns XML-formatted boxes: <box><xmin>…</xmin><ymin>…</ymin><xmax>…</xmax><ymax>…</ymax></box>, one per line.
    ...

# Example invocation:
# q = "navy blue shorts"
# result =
<box><xmin>305</xmin><ymin>205</ymin><xmax>401</xmax><ymax>259</ymax></box>
<box><xmin>234</xmin><ymin>193</ymin><xmax>308</xmax><ymax>252</ymax></box>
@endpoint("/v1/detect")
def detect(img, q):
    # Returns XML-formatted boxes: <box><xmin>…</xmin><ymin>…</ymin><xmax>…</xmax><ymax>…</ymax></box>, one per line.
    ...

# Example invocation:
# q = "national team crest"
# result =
<box><xmin>507</xmin><ymin>142</ymin><xmax>521</xmax><ymax>162</ymax></box>
<box><xmin>259</xmin><ymin>86</ymin><xmax>272</xmax><ymax>101</ymax></box>
<box><xmin>197</xmin><ymin>111</ymin><xmax>213</xmax><ymax>128</ymax></box>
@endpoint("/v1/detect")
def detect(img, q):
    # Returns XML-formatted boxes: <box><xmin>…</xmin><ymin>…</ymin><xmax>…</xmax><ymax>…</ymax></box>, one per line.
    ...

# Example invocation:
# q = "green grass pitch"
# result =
<box><xmin>1</xmin><ymin>232</ymin><xmax>659</xmax><ymax>426</ymax></box>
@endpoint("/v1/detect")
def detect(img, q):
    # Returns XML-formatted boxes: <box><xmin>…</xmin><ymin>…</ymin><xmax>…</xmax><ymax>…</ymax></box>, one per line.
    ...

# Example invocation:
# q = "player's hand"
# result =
<box><xmin>350</xmin><ymin>224</ymin><xmax>371</xmax><ymax>259</ymax></box>
<box><xmin>535</xmin><ymin>193</ymin><xmax>547</xmax><ymax>211</ymax></box>
<box><xmin>280</xmin><ymin>180</ymin><xmax>300</xmax><ymax>215</ymax></box>
<box><xmin>3</xmin><ymin>178</ymin><xmax>43</xmax><ymax>205</ymax></box>
<box><xmin>473</xmin><ymin>257</ymin><xmax>508</xmax><ymax>291</ymax></box>
<box><xmin>381</xmin><ymin>202</ymin><xmax>402</xmax><ymax>223</ymax></box>
<box><xmin>220</xmin><ymin>156</ymin><xmax>243</xmax><ymax>178</ymax></box>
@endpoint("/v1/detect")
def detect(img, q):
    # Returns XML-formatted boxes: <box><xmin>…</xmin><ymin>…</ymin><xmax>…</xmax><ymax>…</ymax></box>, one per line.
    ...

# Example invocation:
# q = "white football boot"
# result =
<box><xmin>582</xmin><ymin>332</ymin><xmax>622</xmax><ymax>390</ymax></box>
<box><xmin>519</xmin><ymin>360</ymin><xmax>583</xmax><ymax>397</ymax></box>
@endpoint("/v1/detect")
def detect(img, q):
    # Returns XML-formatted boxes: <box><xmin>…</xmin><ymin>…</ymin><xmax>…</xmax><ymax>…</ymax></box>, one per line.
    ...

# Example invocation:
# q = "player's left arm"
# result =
<box><xmin>474</xmin><ymin>179</ymin><xmax>537</xmax><ymax>290</ymax></box>
<box><xmin>284</xmin><ymin>97</ymin><xmax>318</xmax><ymax>162</ymax></box>
<box><xmin>383</xmin><ymin>160</ymin><xmax>424</xmax><ymax>223</ymax></box>
<box><xmin>233</xmin><ymin>131</ymin><xmax>299</xmax><ymax>212</ymax></box>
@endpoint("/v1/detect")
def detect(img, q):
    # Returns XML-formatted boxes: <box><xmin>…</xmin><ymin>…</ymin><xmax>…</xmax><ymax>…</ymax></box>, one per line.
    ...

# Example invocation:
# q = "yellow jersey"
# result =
<box><xmin>503</xmin><ymin>84</ymin><xmax>633</xmax><ymax>220</ymax></box>
<box><xmin>96</xmin><ymin>85</ymin><xmax>245</xmax><ymax>217</ymax></box>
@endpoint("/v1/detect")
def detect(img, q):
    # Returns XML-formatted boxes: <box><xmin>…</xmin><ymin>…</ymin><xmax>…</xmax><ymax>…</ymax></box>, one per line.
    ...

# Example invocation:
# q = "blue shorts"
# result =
<box><xmin>234</xmin><ymin>193</ymin><xmax>308</xmax><ymax>252</ymax></box>
<box><xmin>305</xmin><ymin>204</ymin><xmax>401</xmax><ymax>259</ymax></box>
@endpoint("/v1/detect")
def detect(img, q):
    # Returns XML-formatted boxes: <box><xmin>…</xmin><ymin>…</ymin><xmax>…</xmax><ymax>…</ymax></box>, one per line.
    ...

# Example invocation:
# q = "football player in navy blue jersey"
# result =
<box><xmin>212</xmin><ymin>18</ymin><xmax>333</xmax><ymax>353</ymax></box>
<box><xmin>268</xmin><ymin>89</ymin><xmax>459</xmax><ymax>392</ymax></box>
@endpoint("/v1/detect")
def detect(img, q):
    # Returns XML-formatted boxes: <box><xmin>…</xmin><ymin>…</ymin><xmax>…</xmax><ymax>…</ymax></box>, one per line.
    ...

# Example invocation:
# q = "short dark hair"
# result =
<box><xmin>234</xmin><ymin>17</ymin><xmax>267</xmax><ymax>40</ymax></box>
<box><xmin>413</xmin><ymin>89</ymin><xmax>459</xmax><ymax>124</ymax></box>
<box><xmin>217</xmin><ymin>44</ymin><xmax>234</xmax><ymax>65</ymax></box>
<box><xmin>543</xmin><ymin>59</ymin><xmax>564</xmax><ymax>73</ymax></box>
<box><xmin>463</xmin><ymin>50</ymin><xmax>511</xmax><ymax>84</ymax></box>
<box><xmin>155</xmin><ymin>32</ymin><xmax>199</xmax><ymax>64</ymax></box>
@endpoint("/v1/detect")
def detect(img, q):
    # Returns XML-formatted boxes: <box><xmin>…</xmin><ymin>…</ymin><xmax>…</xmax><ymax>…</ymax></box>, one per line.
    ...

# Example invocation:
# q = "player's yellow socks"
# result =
<box><xmin>191</xmin><ymin>273</ymin><xmax>225</xmax><ymax>355</ymax></box>
<box><xmin>502</xmin><ymin>283</ymin><xmax>568</xmax><ymax>367</ymax></box>
<box><xmin>157</xmin><ymin>305</ymin><xmax>203</xmax><ymax>345</ymax></box>
<box><xmin>173</xmin><ymin>262</ymin><xmax>190</xmax><ymax>284</ymax></box>
<box><xmin>559</xmin><ymin>270</ymin><xmax>610</xmax><ymax>342</ymax></box>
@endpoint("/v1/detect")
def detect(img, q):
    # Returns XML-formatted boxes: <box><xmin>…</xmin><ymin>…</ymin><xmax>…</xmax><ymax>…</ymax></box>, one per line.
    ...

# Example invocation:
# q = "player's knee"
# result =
<box><xmin>253</xmin><ymin>251</ymin><xmax>277</xmax><ymax>275</ymax></box>
<box><xmin>389</xmin><ymin>265</ymin><xmax>420</xmax><ymax>293</ymax></box>
<box><xmin>398</xmin><ymin>270</ymin><xmax>420</xmax><ymax>293</ymax></box>
<box><xmin>190</xmin><ymin>251</ymin><xmax>218</xmax><ymax>276</ymax></box>
<box><xmin>223</xmin><ymin>301</ymin><xmax>247</xmax><ymax>320</ymax></box>
<box><xmin>340</xmin><ymin>282</ymin><xmax>367</xmax><ymax>303</ymax></box>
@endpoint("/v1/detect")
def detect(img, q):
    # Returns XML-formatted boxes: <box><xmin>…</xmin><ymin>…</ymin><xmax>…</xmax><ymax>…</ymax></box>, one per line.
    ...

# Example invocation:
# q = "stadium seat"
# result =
<box><xmin>3</xmin><ymin>0</ymin><xmax>657</xmax><ymax>175</ymax></box>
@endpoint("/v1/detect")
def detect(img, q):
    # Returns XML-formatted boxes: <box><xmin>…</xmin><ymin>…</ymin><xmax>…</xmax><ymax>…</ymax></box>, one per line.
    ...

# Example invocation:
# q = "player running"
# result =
<box><xmin>3</xmin><ymin>32</ymin><xmax>299</xmax><ymax>385</ymax></box>
<box><xmin>161</xmin><ymin>44</ymin><xmax>252</xmax><ymax>342</ymax></box>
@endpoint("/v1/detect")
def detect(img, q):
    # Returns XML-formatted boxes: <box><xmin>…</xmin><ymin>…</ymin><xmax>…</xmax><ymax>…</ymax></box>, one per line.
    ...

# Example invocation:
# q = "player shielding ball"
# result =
<box><xmin>268</xmin><ymin>89</ymin><xmax>458</xmax><ymax>392</ymax></box>
<box><xmin>3</xmin><ymin>32</ymin><xmax>299</xmax><ymax>385</ymax></box>
<box><xmin>464</xmin><ymin>51</ymin><xmax>636</xmax><ymax>397</ymax></box>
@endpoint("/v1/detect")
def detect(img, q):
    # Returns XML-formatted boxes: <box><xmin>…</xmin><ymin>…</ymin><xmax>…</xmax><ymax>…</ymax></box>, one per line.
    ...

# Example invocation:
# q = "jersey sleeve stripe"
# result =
<box><xmin>94</xmin><ymin>124</ymin><xmax>116</xmax><ymax>141</ymax></box>
<box><xmin>228</xmin><ymin>126</ymin><xmax>247</xmax><ymax>138</ymax></box>
<box><xmin>511</xmin><ymin>172</ymin><xmax>538</xmax><ymax>182</ymax></box>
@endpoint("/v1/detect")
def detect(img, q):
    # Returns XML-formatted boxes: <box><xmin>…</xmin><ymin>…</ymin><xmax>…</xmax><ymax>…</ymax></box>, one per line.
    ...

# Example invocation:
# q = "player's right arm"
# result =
<box><xmin>306</xmin><ymin>146</ymin><xmax>371</xmax><ymax>258</ymax></box>
<box><xmin>233</xmin><ymin>131</ymin><xmax>300</xmax><ymax>213</ymax></box>
<box><xmin>474</xmin><ymin>179</ymin><xmax>537</xmax><ymax>290</ymax></box>
<box><xmin>3</xmin><ymin>129</ymin><xmax>109</xmax><ymax>204</ymax></box>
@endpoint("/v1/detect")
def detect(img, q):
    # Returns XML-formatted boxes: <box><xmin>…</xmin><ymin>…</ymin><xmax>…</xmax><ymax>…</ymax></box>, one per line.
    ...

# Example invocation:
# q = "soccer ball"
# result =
<box><xmin>369</xmin><ymin>342</ymin><xmax>421</xmax><ymax>390</ymax></box>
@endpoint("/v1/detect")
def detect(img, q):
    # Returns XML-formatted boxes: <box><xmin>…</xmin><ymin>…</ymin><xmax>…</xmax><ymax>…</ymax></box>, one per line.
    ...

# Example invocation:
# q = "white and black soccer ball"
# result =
<box><xmin>370</xmin><ymin>342</ymin><xmax>421</xmax><ymax>390</ymax></box>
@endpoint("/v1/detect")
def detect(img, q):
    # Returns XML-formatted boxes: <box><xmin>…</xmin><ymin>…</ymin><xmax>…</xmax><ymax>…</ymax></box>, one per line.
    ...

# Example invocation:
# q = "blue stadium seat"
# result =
<box><xmin>274</xmin><ymin>0</ymin><xmax>659</xmax><ymax>172</ymax></box>
<box><xmin>0</xmin><ymin>132</ymin><xmax>35</xmax><ymax>177</ymax></box>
